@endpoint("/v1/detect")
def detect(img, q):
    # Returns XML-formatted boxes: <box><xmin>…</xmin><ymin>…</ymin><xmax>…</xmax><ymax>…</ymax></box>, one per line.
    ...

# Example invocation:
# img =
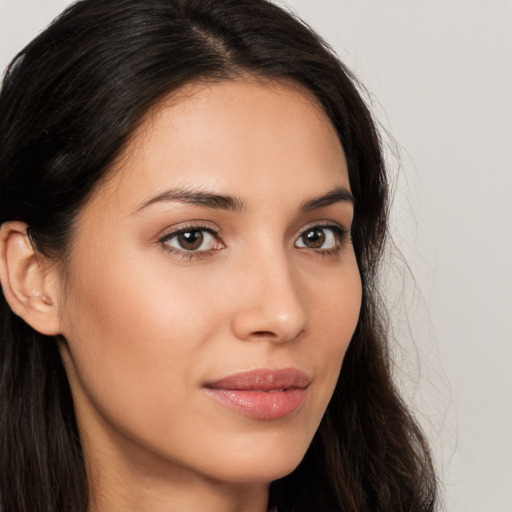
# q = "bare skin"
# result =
<box><xmin>0</xmin><ymin>79</ymin><xmax>362</xmax><ymax>511</ymax></box>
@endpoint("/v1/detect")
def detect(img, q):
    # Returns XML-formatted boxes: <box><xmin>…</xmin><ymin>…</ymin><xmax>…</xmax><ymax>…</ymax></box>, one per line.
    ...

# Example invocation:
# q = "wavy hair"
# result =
<box><xmin>0</xmin><ymin>0</ymin><xmax>437</xmax><ymax>510</ymax></box>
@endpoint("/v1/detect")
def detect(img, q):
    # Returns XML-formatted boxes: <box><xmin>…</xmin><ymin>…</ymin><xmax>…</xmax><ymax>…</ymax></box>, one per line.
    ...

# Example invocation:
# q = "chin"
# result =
<box><xmin>217</xmin><ymin>460</ymin><xmax>303</xmax><ymax>485</ymax></box>
<box><xmin>198</xmin><ymin>435</ymin><xmax>310</xmax><ymax>484</ymax></box>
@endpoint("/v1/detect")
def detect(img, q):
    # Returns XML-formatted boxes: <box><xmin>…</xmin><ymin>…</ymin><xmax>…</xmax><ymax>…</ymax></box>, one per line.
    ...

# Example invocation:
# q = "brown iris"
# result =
<box><xmin>301</xmin><ymin>228</ymin><xmax>325</xmax><ymax>249</ymax></box>
<box><xmin>177</xmin><ymin>230</ymin><xmax>204</xmax><ymax>250</ymax></box>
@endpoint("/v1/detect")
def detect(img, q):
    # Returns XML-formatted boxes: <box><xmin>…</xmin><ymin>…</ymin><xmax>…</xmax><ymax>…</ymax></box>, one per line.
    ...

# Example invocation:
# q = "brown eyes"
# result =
<box><xmin>160</xmin><ymin>224</ymin><xmax>348</xmax><ymax>257</ymax></box>
<box><xmin>174</xmin><ymin>230</ymin><xmax>212</xmax><ymax>251</ymax></box>
<box><xmin>294</xmin><ymin>225</ymin><xmax>349</xmax><ymax>252</ymax></box>
<box><xmin>296</xmin><ymin>227</ymin><xmax>332</xmax><ymax>249</ymax></box>
<box><xmin>163</xmin><ymin>228</ymin><xmax>220</xmax><ymax>253</ymax></box>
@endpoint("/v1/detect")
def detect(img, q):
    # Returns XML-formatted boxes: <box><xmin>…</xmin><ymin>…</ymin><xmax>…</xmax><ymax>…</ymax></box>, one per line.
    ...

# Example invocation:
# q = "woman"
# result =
<box><xmin>0</xmin><ymin>0</ymin><xmax>437</xmax><ymax>510</ymax></box>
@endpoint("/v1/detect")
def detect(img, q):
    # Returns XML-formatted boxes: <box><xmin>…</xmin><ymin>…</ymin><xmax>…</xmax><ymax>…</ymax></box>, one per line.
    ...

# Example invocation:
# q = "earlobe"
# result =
<box><xmin>0</xmin><ymin>221</ymin><xmax>61</xmax><ymax>336</ymax></box>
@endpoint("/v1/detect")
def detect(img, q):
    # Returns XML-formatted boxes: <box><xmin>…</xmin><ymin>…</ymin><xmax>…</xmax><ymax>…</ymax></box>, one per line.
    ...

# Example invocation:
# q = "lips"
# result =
<box><xmin>203</xmin><ymin>368</ymin><xmax>310</xmax><ymax>420</ymax></box>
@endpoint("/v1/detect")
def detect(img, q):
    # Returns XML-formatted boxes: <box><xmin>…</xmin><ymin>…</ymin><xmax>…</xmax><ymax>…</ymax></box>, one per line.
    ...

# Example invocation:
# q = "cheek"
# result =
<box><xmin>309</xmin><ymin>255</ymin><xmax>362</xmax><ymax>354</ymax></box>
<box><xmin>58</xmin><ymin>250</ymin><xmax>218</xmax><ymax>425</ymax></box>
<box><xmin>58</xmin><ymin>253</ymin><xmax>239</xmax><ymax>476</ymax></box>
<box><xmin>324</xmin><ymin>264</ymin><xmax>361</xmax><ymax>348</ymax></box>
<box><xmin>60</xmin><ymin>252</ymin><xmax>219</xmax><ymax>381</ymax></box>
<box><xmin>299</xmin><ymin>254</ymin><xmax>362</xmax><ymax>414</ymax></box>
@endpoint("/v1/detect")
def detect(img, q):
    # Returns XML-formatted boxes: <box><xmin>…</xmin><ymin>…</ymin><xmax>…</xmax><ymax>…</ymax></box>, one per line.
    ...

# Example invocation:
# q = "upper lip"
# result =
<box><xmin>204</xmin><ymin>368</ymin><xmax>311</xmax><ymax>391</ymax></box>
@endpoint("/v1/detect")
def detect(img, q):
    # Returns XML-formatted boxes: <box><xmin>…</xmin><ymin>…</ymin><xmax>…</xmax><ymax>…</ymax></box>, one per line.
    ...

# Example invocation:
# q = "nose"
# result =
<box><xmin>230</xmin><ymin>252</ymin><xmax>308</xmax><ymax>343</ymax></box>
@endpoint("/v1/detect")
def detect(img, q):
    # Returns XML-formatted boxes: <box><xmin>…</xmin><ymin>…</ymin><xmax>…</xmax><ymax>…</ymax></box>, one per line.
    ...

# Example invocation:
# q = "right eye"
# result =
<box><xmin>165</xmin><ymin>229</ymin><xmax>215</xmax><ymax>251</ymax></box>
<box><xmin>159</xmin><ymin>225</ymin><xmax>224</xmax><ymax>258</ymax></box>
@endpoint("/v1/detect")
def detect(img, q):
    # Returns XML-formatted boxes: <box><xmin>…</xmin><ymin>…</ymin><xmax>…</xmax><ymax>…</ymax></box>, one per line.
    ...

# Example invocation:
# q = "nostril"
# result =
<box><xmin>252</xmin><ymin>331</ymin><xmax>278</xmax><ymax>338</ymax></box>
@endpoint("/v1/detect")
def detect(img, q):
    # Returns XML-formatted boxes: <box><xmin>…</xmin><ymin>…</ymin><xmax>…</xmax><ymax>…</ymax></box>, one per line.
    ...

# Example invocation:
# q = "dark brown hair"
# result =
<box><xmin>0</xmin><ymin>0</ymin><xmax>437</xmax><ymax>510</ymax></box>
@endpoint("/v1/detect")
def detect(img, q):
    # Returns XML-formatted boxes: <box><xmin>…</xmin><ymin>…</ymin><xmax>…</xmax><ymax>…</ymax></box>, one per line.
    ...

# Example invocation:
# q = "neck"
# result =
<box><xmin>82</xmin><ymin>421</ymin><xmax>270</xmax><ymax>512</ymax></box>
<box><xmin>88</xmin><ymin>473</ymin><xmax>269</xmax><ymax>512</ymax></box>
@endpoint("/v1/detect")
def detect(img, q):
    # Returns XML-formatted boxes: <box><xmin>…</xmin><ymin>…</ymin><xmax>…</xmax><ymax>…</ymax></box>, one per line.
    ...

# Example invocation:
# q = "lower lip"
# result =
<box><xmin>205</xmin><ymin>387</ymin><xmax>307</xmax><ymax>420</ymax></box>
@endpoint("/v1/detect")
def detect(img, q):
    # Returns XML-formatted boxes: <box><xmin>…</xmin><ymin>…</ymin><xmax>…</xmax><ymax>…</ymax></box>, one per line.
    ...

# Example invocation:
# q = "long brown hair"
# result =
<box><xmin>0</xmin><ymin>0</ymin><xmax>437</xmax><ymax>510</ymax></box>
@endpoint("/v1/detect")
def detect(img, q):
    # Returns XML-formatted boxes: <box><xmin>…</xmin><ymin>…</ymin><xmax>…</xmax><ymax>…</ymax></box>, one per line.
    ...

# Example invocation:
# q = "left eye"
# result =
<box><xmin>163</xmin><ymin>229</ymin><xmax>217</xmax><ymax>252</ymax></box>
<box><xmin>295</xmin><ymin>226</ymin><xmax>339</xmax><ymax>250</ymax></box>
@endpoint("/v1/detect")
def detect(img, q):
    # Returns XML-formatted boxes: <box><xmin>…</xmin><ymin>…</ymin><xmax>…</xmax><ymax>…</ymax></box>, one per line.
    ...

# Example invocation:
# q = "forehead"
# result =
<box><xmin>95</xmin><ymin>79</ymin><xmax>349</xmax><ymax>211</ymax></box>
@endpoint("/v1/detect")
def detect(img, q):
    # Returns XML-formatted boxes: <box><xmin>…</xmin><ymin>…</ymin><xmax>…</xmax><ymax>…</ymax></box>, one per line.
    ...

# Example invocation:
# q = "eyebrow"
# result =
<box><xmin>135</xmin><ymin>186</ymin><xmax>246</xmax><ymax>213</ymax></box>
<box><xmin>299</xmin><ymin>187</ymin><xmax>355</xmax><ymax>212</ymax></box>
<box><xmin>134</xmin><ymin>185</ymin><xmax>354</xmax><ymax>214</ymax></box>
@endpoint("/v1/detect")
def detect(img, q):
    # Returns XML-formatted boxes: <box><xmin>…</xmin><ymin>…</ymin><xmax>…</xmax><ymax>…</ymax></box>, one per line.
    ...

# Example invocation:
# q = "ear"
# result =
<box><xmin>0</xmin><ymin>221</ymin><xmax>62</xmax><ymax>336</ymax></box>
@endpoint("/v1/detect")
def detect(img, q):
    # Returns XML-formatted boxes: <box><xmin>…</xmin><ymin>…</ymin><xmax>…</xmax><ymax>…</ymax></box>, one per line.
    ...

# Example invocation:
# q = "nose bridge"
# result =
<box><xmin>231</xmin><ymin>239</ymin><xmax>308</xmax><ymax>342</ymax></box>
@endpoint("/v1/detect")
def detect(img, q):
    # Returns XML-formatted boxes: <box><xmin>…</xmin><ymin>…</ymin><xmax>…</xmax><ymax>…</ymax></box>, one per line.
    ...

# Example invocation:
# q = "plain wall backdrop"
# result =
<box><xmin>1</xmin><ymin>1</ymin><xmax>511</xmax><ymax>511</ymax></box>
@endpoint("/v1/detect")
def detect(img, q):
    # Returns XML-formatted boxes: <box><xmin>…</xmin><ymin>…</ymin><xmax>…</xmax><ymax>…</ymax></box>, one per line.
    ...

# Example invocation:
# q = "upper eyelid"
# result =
<box><xmin>295</xmin><ymin>220</ymin><xmax>350</xmax><ymax>237</ymax></box>
<box><xmin>157</xmin><ymin>221</ymin><xmax>221</xmax><ymax>240</ymax></box>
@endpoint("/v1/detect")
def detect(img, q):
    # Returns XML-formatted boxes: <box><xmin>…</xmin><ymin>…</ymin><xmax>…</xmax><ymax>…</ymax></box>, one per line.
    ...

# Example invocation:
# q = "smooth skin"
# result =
<box><xmin>0</xmin><ymin>79</ymin><xmax>362</xmax><ymax>512</ymax></box>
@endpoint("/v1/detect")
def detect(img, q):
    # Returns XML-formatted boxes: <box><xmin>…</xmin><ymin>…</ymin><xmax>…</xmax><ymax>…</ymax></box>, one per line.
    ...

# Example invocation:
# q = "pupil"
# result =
<box><xmin>178</xmin><ymin>231</ymin><xmax>203</xmax><ymax>250</ymax></box>
<box><xmin>304</xmin><ymin>229</ymin><xmax>325</xmax><ymax>248</ymax></box>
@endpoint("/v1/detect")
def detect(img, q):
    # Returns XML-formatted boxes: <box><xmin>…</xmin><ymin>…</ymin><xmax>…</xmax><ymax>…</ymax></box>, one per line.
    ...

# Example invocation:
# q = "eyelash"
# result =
<box><xmin>297</xmin><ymin>223</ymin><xmax>350</xmax><ymax>258</ymax></box>
<box><xmin>157</xmin><ymin>222</ymin><xmax>350</xmax><ymax>260</ymax></box>
<box><xmin>158</xmin><ymin>222</ymin><xmax>222</xmax><ymax>260</ymax></box>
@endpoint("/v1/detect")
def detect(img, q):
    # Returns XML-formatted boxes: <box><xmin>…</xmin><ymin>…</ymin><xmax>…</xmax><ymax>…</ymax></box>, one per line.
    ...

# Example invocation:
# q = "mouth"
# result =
<box><xmin>203</xmin><ymin>368</ymin><xmax>310</xmax><ymax>420</ymax></box>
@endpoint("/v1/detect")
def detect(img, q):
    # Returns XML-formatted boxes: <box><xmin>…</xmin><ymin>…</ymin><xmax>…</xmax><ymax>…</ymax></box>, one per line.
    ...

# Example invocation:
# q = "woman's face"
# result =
<box><xmin>56</xmin><ymin>80</ymin><xmax>362</xmax><ymax>486</ymax></box>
